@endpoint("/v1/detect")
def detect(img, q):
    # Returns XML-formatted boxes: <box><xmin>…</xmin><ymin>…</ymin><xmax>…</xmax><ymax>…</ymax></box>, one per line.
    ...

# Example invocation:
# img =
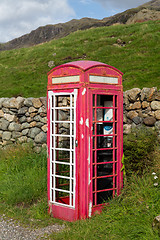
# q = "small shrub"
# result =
<box><xmin>123</xmin><ymin>127</ymin><xmax>157</xmax><ymax>177</ymax></box>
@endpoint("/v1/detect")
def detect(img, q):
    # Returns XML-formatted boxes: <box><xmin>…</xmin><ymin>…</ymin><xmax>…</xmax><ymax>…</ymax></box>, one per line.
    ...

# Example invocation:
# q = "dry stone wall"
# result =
<box><xmin>0</xmin><ymin>96</ymin><xmax>47</xmax><ymax>152</ymax></box>
<box><xmin>0</xmin><ymin>87</ymin><xmax>160</xmax><ymax>151</ymax></box>
<box><xmin>123</xmin><ymin>87</ymin><xmax>160</xmax><ymax>139</ymax></box>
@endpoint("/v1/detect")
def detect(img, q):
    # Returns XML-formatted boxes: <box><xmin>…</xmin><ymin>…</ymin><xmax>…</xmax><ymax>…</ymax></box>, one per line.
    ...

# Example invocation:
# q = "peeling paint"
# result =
<box><xmin>85</xmin><ymin>118</ymin><xmax>89</xmax><ymax>128</ymax></box>
<box><xmin>82</xmin><ymin>134</ymin><xmax>84</xmax><ymax>139</ymax></box>
<box><xmin>82</xmin><ymin>88</ymin><xmax>86</xmax><ymax>95</ymax></box>
<box><xmin>89</xmin><ymin>201</ymin><xmax>92</xmax><ymax>218</ymax></box>
<box><xmin>80</xmin><ymin>117</ymin><xmax>83</xmax><ymax>125</ymax></box>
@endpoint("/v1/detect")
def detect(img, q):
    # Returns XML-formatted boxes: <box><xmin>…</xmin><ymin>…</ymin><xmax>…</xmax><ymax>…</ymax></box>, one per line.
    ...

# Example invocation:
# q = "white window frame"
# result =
<box><xmin>49</xmin><ymin>89</ymin><xmax>77</xmax><ymax>208</ymax></box>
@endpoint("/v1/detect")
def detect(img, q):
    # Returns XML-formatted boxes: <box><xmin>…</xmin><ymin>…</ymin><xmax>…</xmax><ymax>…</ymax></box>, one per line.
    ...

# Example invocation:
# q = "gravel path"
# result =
<box><xmin>0</xmin><ymin>215</ymin><xmax>65</xmax><ymax>240</ymax></box>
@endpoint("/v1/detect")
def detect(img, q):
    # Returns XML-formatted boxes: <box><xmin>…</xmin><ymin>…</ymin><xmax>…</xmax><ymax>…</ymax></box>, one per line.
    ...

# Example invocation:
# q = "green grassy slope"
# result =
<box><xmin>0</xmin><ymin>20</ymin><xmax>160</xmax><ymax>98</ymax></box>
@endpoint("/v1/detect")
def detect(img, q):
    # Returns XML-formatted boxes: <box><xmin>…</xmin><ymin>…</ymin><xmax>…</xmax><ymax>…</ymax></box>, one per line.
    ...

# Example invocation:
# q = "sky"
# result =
<box><xmin>0</xmin><ymin>0</ymin><xmax>148</xmax><ymax>43</ymax></box>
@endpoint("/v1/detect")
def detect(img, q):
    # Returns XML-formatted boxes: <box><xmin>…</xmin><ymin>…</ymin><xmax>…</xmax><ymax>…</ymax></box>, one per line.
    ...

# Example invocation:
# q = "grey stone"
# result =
<box><xmin>0</xmin><ymin>130</ymin><xmax>3</xmax><ymax>139</ymax></box>
<box><xmin>32</xmin><ymin>98</ymin><xmax>42</xmax><ymax>108</ymax></box>
<box><xmin>22</xmin><ymin>129</ymin><xmax>29</xmax><ymax>135</ymax></box>
<box><xmin>2</xmin><ymin>131</ymin><xmax>12</xmax><ymax>140</ymax></box>
<box><xmin>132</xmin><ymin>101</ymin><xmax>141</xmax><ymax>109</ymax></box>
<box><xmin>9</xmin><ymin>97</ymin><xmax>24</xmax><ymax>109</ymax></box>
<box><xmin>127</xmin><ymin>111</ymin><xmax>138</xmax><ymax>120</ymax></box>
<box><xmin>132</xmin><ymin>116</ymin><xmax>143</xmax><ymax>125</ymax></box>
<box><xmin>0</xmin><ymin>119</ymin><xmax>9</xmax><ymax>130</ymax></box>
<box><xmin>148</xmin><ymin>111</ymin><xmax>155</xmax><ymax>117</ymax></box>
<box><xmin>0</xmin><ymin>110</ymin><xmax>4</xmax><ymax>117</ymax></box>
<box><xmin>41</xmin><ymin>124</ymin><xmax>47</xmax><ymax>132</ymax></box>
<box><xmin>29</xmin><ymin>121</ymin><xmax>37</xmax><ymax>128</ymax></box>
<box><xmin>142</xmin><ymin>101</ymin><xmax>150</xmax><ymax>109</ymax></box>
<box><xmin>4</xmin><ymin>113</ymin><xmax>15</xmax><ymax>122</ymax></box>
<box><xmin>19</xmin><ymin>116</ymin><xmax>27</xmax><ymax>123</ymax></box>
<box><xmin>155</xmin><ymin>121</ymin><xmax>160</xmax><ymax>131</ymax></box>
<box><xmin>35</xmin><ymin>131</ymin><xmax>47</xmax><ymax>143</ymax></box>
<box><xmin>143</xmin><ymin>117</ymin><xmax>156</xmax><ymax>126</ymax></box>
<box><xmin>40</xmin><ymin>97</ymin><xmax>47</xmax><ymax>108</ymax></box>
<box><xmin>35</xmin><ymin>122</ymin><xmax>44</xmax><ymax>128</ymax></box>
<box><xmin>40</xmin><ymin>117</ymin><xmax>47</xmax><ymax>123</ymax></box>
<box><xmin>26</xmin><ymin>117</ymin><xmax>32</xmax><ymax>123</ymax></box>
<box><xmin>24</xmin><ymin>98</ymin><xmax>33</xmax><ymax>107</ymax></box>
<box><xmin>38</xmin><ymin>106</ymin><xmax>47</xmax><ymax>114</ymax></box>
<box><xmin>0</xmin><ymin>98</ymin><xmax>6</xmax><ymax>108</ymax></box>
<box><xmin>138</xmin><ymin>110</ymin><xmax>148</xmax><ymax>118</ymax></box>
<box><xmin>123</xmin><ymin>124</ymin><xmax>132</xmax><ymax>134</ymax></box>
<box><xmin>21</xmin><ymin>122</ymin><xmax>30</xmax><ymax>129</ymax></box>
<box><xmin>34</xmin><ymin>115</ymin><xmax>42</xmax><ymax>122</ymax></box>
<box><xmin>2</xmin><ymin>108</ymin><xmax>10</xmax><ymax>113</ymax></box>
<box><xmin>8</xmin><ymin>122</ymin><xmax>21</xmax><ymax>131</ymax></box>
<box><xmin>18</xmin><ymin>107</ymin><xmax>28</xmax><ymax>115</ymax></box>
<box><xmin>2</xmin><ymin>98</ymin><xmax>10</xmax><ymax>108</ymax></box>
<box><xmin>29</xmin><ymin>107</ymin><xmax>37</xmax><ymax>113</ymax></box>
<box><xmin>155</xmin><ymin>110</ymin><xmax>160</xmax><ymax>120</ymax></box>
<box><xmin>141</xmin><ymin>87</ymin><xmax>157</xmax><ymax>101</ymax></box>
<box><xmin>126</xmin><ymin>88</ymin><xmax>141</xmax><ymax>102</ymax></box>
<box><xmin>18</xmin><ymin>136</ymin><xmax>28</xmax><ymax>143</ymax></box>
<box><xmin>12</xmin><ymin>131</ymin><xmax>21</xmax><ymax>138</ymax></box>
<box><xmin>28</xmin><ymin>127</ymin><xmax>41</xmax><ymax>139</ymax></box>
<box><xmin>155</xmin><ymin>92</ymin><xmax>160</xmax><ymax>101</ymax></box>
<box><xmin>151</xmin><ymin>101</ymin><xmax>160</xmax><ymax>110</ymax></box>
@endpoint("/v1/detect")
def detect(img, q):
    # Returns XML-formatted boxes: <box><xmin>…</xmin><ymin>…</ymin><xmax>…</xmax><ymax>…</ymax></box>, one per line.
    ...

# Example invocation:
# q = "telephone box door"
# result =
<box><xmin>89</xmin><ymin>90</ymin><xmax>123</xmax><ymax>212</ymax></box>
<box><xmin>48</xmin><ymin>89</ymin><xmax>78</xmax><ymax>220</ymax></box>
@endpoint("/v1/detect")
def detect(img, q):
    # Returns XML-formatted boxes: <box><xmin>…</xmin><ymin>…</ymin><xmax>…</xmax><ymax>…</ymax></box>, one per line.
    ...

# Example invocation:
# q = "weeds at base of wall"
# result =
<box><xmin>123</xmin><ymin>126</ymin><xmax>158</xmax><ymax>178</ymax></box>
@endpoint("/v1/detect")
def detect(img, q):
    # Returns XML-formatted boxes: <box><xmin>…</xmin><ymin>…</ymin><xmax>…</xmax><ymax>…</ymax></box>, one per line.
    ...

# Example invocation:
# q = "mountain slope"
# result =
<box><xmin>0</xmin><ymin>20</ymin><xmax>159</xmax><ymax>97</ymax></box>
<box><xmin>0</xmin><ymin>0</ymin><xmax>160</xmax><ymax>51</ymax></box>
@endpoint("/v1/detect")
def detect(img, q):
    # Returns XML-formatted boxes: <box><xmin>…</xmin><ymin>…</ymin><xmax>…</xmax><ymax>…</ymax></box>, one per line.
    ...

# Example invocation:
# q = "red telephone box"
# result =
<box><xmin>47</xmin><ymin>60</ymin><xmax>123</xmax><ymax>221</ymax></box>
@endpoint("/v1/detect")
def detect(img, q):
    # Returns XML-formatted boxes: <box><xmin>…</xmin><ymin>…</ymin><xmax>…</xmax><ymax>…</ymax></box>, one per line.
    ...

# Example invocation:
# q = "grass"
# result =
<box><xmin>0</xmin><ymin>143</ymin><xmax>63</xmax><ymax>227</ymax></box>
<box><xmin>51</xmin><ymin>174</ymin><xmax>160</xmax><ymax>240</ymax></box>
<box><xmin>0</xmin><ymin>20</ymin><xmax>160</xmax><ymax>97</ymax></box>
<box><xmin>0</xmin><ymin>134</ymin><xmax>160</xmax><ymax>238</ymax></box>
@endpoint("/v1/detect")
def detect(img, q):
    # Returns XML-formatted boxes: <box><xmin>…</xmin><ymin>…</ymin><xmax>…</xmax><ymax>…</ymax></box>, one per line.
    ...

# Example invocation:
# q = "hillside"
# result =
<box><xmin>0</xmin><ymin>20</ymin><xmax>159</xmax><ymax>98</ymax></box>
<box><xmin>0</xmin><ymin>0</ymin><xmax>160</xmax><ymax>51</ymax></box>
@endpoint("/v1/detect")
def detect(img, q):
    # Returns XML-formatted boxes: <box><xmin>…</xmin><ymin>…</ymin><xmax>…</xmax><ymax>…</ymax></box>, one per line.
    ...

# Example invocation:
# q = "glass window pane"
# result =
<box><xmin>97</xmin><ymin>108</ymin><xmax>103</xmax><ymax>121</ymax></box>
<box><xmin>55</xmin><ymin>136</ymin><xmax>70</xmax><ymax>149</ymax></box>
<box><xmin>55</xmin><ymin>109</ymin><xmax>70</xmax><ymax>121</ymax></box>
<box><xmin>97</xmin><ymin>136</ymin><xmax>113</xmax><ymax>148</ymax></box>
<box><xmin>56</xmin><ymin>163</ymin><xmax>70</xmax><ymax>177</ymax></box>
<box><xmin>97</xmin><ymin>150</ymin><xmax>113</xmax><ymax>163</ymax></box>
<box><xmin>97</xmin><ymin>163</ymin><xmax>113</xmax><ymax>177</ymax></box>
<box><xmin>97</xmin><ymin>190</ymin><xmax>113</xmax><ymax>204</ymax></box>
<box><xmin>97</xmin><ymin>177</ymin><xmax>113</xmax><ymax>190</ymax></box>
<box><xmin>97</xmin><ymin>123</ymin><xmax>113</xmax><ymax>135</ymax></box>
<box><xmin>55</xmin><ymin>177</ymin><xmax>70</xmax><ymax>191</ymax></box>
<box><xmin>97</xmin><ymin>95</ymin><xmax>113</xmax><ymax>107</ymax></box>
<box><xmin>55</xmin><ymin>123</ymin><xmax>70</xmax><ymax>135</ymax></box>
<box><xmin>104</xmin><ymin>108</ymin><xmax>113</xmax><ymax>121</ymax></box>
<box><xmin>55</xmin><ymin>150</ymin><xmax>70</xmax><ymax>163</ymax></box>
<box><xmin>55</xmin><ymin>96</ymin><xmax>70</xmax><ymax>107</ymax></box>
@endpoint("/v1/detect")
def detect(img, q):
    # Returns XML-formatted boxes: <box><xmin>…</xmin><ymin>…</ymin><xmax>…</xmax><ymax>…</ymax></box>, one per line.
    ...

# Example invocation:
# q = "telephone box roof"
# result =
<box><xmin>48</xmin><ymin>60</ymin><xmax>123</xmax><ymax>75</ymax></box>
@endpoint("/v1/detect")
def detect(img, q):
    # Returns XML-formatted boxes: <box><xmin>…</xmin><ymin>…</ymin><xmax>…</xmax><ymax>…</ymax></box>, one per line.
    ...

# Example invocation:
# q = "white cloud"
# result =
<box><xmin>0</xmin><ymin>0</ymin><xmax>75</xmax><ymax>42</ymax></box>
